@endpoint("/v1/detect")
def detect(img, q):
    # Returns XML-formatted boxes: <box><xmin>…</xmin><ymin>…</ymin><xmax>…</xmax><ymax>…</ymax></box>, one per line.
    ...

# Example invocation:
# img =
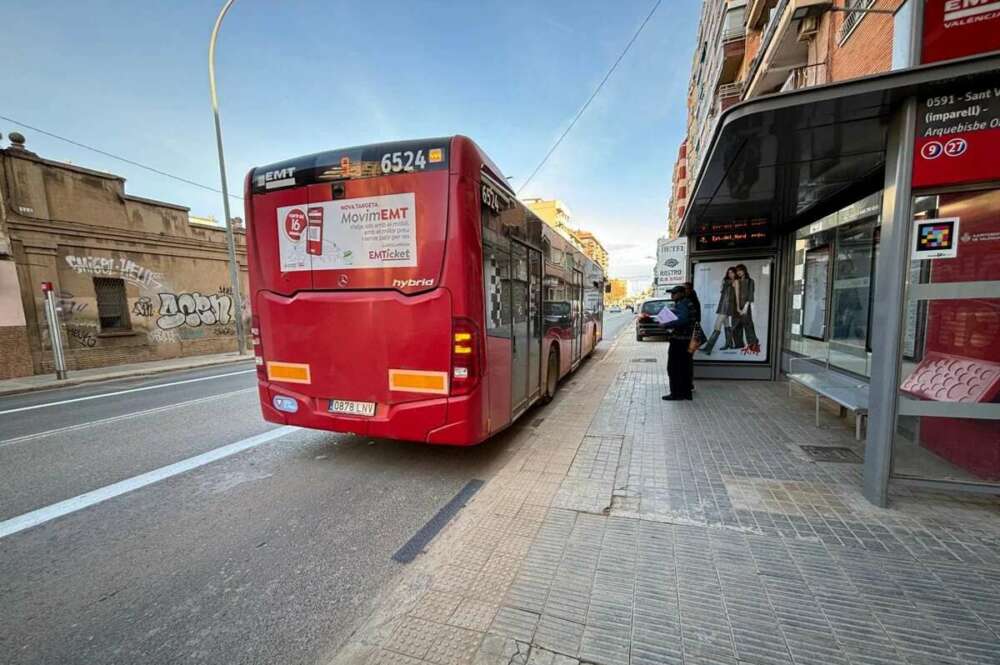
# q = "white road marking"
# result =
<box><xmin>0</xmin><ymin>426</ymin><xmax>298</xmax><ymax>540</ymax></box>
<box><xmin>0</xmin><ymin>369</ymin><xmax>255</xmax><ymax>416</ymax></box>
<box><xmin>0</xmin><ymin>388</ymin><xmax>256</xmax><ymax>448</ymax></box>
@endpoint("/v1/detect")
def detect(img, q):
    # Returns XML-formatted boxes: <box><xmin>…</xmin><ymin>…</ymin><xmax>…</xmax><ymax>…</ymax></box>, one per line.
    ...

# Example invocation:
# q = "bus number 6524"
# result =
<box><xmin>381</xmin><ymin>150</ymin><xmax>427</xmax><ymax>174</ymax></box>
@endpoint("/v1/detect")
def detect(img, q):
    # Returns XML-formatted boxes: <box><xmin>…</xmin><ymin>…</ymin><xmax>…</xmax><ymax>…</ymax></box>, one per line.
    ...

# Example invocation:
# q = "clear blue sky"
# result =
<box><xmin>2</xmin><ymin>1</ymin><xmax>699</xmax><ymax>290</ymax></box>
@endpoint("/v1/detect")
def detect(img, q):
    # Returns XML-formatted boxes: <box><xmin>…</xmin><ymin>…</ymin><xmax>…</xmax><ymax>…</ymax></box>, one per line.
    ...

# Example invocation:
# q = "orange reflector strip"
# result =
<box><xmin>388</xmin><ymin>369</ymin><xmax>449</xmax><ymax>395</ymax></box>
<box><xmin>266</xmin><ymin>361</ymin><xmax>311</xmax><ymax>384</ymax></box>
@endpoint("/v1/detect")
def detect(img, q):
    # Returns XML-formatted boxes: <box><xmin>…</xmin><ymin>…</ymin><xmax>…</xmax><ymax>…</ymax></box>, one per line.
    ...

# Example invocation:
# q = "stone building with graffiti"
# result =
<box><xmin>0</xmin><ymin>132</ymin><xmax>247</xmax><ymax>380</ymax></box>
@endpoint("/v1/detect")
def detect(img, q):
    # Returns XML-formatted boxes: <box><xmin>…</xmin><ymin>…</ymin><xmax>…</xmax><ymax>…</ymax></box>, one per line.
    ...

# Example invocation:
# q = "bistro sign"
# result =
<box><xmin>913</xmin><ymin>83</ymin><xmax>1000</xmax><ymax>188</ymax></box>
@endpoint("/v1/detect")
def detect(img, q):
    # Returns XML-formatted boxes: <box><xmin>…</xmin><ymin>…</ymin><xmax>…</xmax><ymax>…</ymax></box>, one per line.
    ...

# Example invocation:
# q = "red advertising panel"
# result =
<box><xmin>912</xmin><ymin>83</ymin><xmax>1000</xmax><ymax>188</ymax></box>
<box><xmin>922</xmin><ymin>0</ymin><xmax>1000</xmax><ymax>64</ymax></box>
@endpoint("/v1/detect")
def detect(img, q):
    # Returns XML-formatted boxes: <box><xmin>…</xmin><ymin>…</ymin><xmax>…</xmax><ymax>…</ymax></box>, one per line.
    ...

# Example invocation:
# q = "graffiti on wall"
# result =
<box><xmin>66</xmin><ymin>323</ymin><xmax>98</xmax><ymax>348</ymax></box>
<box><xmin>132</xmin><ymin>296</ymin><xmax>154</xmax><ymax>318</ymax></box>
<box><xmin>55</xmin><ymin>291</ymin><xmax>88</xmax><ymax>320</ymax></box>
<box><xmin>156</xmin><ymin>292</ymin><xmax>234</xmax><ymax>331</ymax></box>
<box><xmin>65</xmin><ymin>255</ymin><xmax>163</xmax><ymax>289</ymax></box>
<box><xmin>148</xmin><ymin>329</ymin><xmax>178</xmax><ymax>344</ymax></box>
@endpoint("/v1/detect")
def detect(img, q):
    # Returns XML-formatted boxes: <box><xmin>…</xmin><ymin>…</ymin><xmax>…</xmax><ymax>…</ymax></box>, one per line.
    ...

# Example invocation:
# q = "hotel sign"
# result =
<box><xmin>913</xmin><ymin>83</ymin><xmax>1000</xmax><ymax>188</ymax></box>
<box><xmin>922</xmin><ymin>0</ymin><xmax>1000</xmax><ymax>64</ymax></box>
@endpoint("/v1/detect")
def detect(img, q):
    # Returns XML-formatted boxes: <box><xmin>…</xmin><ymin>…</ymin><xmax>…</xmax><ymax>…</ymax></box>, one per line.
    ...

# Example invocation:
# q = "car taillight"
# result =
<box><xmin>251</xmin><ymin>315</ymin><xmax>265</xmax><ymax>380</ymax></box>
<box><xmin>450</xmin><ymin>318</ymin><xmax>480</xmax><ymax>396</ymax></box>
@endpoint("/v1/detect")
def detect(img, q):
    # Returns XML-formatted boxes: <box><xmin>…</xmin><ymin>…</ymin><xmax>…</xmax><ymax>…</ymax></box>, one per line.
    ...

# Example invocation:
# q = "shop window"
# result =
<box><xmin>94</xmin><ymin>277</ymin><xmax>130</xmax><ymax>332</ymax></box>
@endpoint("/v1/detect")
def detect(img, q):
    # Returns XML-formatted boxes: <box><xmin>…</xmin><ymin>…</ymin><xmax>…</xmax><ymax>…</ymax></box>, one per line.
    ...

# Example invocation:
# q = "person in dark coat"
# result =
<box><xmin>684</xmin><ymin>282</ymin><xmax>701</xmax><ymax>393</ymax></box>
<box><xmin>661</xmin><ymin>285</ymin><xmax>695</xmax><ymax>401</ymax></box>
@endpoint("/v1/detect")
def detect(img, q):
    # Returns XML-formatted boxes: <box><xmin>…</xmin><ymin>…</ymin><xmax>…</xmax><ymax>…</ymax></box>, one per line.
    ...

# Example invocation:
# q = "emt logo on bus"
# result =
<box><xmin>255</xmin><ymin>166</ymin><xmax>297</xmax><ymax>190</ymax></box>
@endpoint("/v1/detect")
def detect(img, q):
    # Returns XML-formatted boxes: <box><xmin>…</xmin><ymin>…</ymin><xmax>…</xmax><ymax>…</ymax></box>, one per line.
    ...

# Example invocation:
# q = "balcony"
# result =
<box><xmin>780</xmin><ymin>62</ymin><xmax>829</xmax><ymax>92</ymax></box>
<box><xmin>744</xmin><ymin>0</ymin><xmax>832</xmax><ymax>99</ymax></box>
<box><xmin>718</xmin><ymin>81</ymin><xmax>744</xmax><ymax>112</ymax></box>
<box><xmin>719</xmin><ymin>26</ymin><xmax>747</xmax><ymax>85</ymax></box>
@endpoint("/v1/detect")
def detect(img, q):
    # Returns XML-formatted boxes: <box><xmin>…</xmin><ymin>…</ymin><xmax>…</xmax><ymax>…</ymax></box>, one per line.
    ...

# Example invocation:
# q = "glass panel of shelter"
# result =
<box><xmin>891</xmin><ymin>187</ymin><xmax>1000</xmax><ymax>488</ymax></box>
<box><xmin>785</xmin><ymin>193</ymin><xmax>882</xmax><ymax>378</ymax></box>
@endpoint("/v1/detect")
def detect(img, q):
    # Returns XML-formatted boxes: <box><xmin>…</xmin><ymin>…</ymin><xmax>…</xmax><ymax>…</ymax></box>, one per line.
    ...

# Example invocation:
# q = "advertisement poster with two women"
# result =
<box><xmin>693</xmin><ymin>259</ymin><xmax>771</xmax><ymax>363</ymax></box>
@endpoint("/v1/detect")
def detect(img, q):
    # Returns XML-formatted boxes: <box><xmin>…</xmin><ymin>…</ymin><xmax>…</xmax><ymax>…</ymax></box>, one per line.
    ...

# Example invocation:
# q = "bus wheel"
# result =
<box><xmin>541</xmin><ymin>348</ymin><xmax>559</xmax><ymax>404</ymax></box>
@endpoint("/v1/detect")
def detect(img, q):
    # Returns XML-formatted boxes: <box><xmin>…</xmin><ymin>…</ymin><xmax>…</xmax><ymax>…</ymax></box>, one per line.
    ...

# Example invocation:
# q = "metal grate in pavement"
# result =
<box><xmin>800</xmin><ymin>445</ymin><xmax>863</xmax><ymax>463</ymax></box>
<box><xmin>630</xmin><ymin>358</ymin><xmax>657</xmax><ymax>363</ymax></box>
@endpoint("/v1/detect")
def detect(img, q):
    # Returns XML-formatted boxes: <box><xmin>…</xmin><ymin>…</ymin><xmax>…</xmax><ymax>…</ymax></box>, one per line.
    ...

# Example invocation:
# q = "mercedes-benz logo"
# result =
<box><xmin>338</xmin><ymin>274</ymin><xmax>349</xmax><ymax>287</ymax></box>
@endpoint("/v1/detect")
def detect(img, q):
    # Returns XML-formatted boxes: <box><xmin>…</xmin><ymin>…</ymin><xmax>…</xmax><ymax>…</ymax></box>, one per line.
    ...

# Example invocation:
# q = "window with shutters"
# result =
<box><xmin>94</xmin><ymin>277</ymin><xmax>131</xmax><ymax>332</ymax></box>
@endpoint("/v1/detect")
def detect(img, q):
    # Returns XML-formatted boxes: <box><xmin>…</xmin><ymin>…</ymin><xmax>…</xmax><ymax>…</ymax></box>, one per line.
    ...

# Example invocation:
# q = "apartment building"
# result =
<box><xmin>523</xmin><ymin>198</ymin><xmax>611</xmax><ymax>274</ymax></box>
<box><xmin>522</xmin><ymin>199</ymin><xmax>582</xmax><ymax>249</ymax></box>
<box><xmin>667</xmin><ymin>141</ymin><xmax>688</xmax><ymax>238</ymax></box>
<box><xmin>572</xmin><ymin>230</ymin><xmax>609</xmax><ymax>273</ymax></box>
<box><xmin>683</xmin><ymin>0</ymin><xmax>906</xmax><ymax>184</ymax></box>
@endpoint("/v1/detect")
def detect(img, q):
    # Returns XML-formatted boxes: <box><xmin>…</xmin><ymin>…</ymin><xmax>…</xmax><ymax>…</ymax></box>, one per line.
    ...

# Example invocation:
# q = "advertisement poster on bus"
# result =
<box><xmin>277</xmin><ymin>193</ymin><xmax>417</xmax><ymax>272</ymax></box>
<box><xmin>693</xmin><ymin>258</ymin><xmax>771</xmax><ymax>363</ymax></box>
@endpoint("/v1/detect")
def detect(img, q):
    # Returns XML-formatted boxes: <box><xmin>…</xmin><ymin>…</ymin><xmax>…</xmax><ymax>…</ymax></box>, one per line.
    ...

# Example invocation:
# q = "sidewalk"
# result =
<box><xmin>0</xmin><ymin>352</ymin><xmax>252</xmax><ymax>397</ymax></box>
<box><xmin>333</xmin><ymin>333</ymin><xmax>1000</xmax><ymax>665</ymax></box>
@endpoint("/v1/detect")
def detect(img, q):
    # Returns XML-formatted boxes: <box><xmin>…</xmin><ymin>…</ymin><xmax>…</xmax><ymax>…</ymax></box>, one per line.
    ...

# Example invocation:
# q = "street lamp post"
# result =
<box><xmin>209</xmin><ymin>0</ymin><xmax>248</xmax><ymax>355</ymax></box>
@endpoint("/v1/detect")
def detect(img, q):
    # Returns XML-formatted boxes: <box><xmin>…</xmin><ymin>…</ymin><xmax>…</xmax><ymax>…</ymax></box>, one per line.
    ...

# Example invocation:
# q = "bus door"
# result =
<box><xmin>510</xmin><ymin>241</ymin><xmax>535</xmax><ymax>414</ymax></box>
<box><xmin>572</xmin><ymin>268</ymin><xmax>584</xmax><ymax>363</ymax></box>
<box><xmin>527</xmin><ymin>246</ymin><xmax>542</xmax><ymax>402</ymax></box>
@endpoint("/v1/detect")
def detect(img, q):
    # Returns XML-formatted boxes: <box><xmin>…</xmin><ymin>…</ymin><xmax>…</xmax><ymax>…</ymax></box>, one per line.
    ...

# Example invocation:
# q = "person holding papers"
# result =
<box><xmin>660</xmin><ymin>285</ymin><xmax>696</xmax><ymax>401</ymax></box>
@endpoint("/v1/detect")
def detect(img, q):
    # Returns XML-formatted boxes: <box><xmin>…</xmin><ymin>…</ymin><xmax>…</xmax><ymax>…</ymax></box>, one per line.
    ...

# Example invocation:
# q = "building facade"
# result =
<box><xmin>608</xmin><ymin>278</ymin><xmax>628</xmax><ymax>304</ymax></box>
<box><xmin>572</xmin><ymin>230</ymin><xmax>609</xmax><ymax>273</ymax></box>
<box><xmin>0</xmin><ymin>133</ymin><xmax>247</xmax><ymax>380</ymax></box>
<box><xmin>522</xmin><ymin>199</ymin><xmax>581</xmax><ymax>249</ymax></box>
<box><xmin>684</xmin><ymin>0</ymin><xmax>906</xmax><ymax>185</ymax></box>
<box><xmin>667</xmin><ymin>141</ymin><xmax>688</xmax><ymax>238</ymax></box>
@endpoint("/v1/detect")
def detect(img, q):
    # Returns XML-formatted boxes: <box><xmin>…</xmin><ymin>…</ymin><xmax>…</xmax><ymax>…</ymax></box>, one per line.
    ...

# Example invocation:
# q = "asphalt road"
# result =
<box><xmin>0</xmin><ymin>311</ymin><xmax>633</xmax><ymax>665</ymax></box>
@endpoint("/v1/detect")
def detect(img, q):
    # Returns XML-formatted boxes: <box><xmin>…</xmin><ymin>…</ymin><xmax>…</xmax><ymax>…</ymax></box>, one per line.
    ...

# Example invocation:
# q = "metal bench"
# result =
<box><xmin>787</xmin><ymin>358</ymin><xmax>870</xmax><ymax>440</ymax></box>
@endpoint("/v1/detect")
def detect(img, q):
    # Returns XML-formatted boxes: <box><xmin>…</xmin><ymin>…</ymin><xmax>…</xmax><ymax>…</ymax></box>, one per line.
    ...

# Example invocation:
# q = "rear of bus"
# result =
<box><xmin>245</xmin><ymin>137</ymin><xmax>489</xmax><ymax>445</ymax></box>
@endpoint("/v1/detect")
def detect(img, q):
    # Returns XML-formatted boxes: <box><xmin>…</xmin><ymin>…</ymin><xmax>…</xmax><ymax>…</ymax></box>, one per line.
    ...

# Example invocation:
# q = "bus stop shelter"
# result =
<box><xmin>679</xmin><ymin>52</ymin><xmax>1000</xmax><ymax>506</ymax></box>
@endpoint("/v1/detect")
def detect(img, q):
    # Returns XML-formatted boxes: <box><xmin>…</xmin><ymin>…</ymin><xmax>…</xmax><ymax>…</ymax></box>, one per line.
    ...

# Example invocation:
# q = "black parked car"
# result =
<box><xmin>635</xmin><ymin>297</ymin><xmax>674</xmax><ymax>341</ymax></box>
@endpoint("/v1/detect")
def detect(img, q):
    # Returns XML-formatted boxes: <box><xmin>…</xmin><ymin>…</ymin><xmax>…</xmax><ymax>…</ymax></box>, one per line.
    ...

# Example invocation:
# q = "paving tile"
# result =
<box><xmin>490</xmin><ymin>606</ymin><xmax>539</xmax><ymax>643</ymax></box>
<box><xmin>425</xmin><ymin>625</ymin><xmax>483</xmax><ymax>665</ymax></box>
<box><xmin>411</xmin><ymin>590</ymin><xmax>464</xmax><ymax>624</ymax></box>
<box><xmin>449</xmin><ymin>598</ymin><xmax>499</xmax><ymax>632</ymax></box>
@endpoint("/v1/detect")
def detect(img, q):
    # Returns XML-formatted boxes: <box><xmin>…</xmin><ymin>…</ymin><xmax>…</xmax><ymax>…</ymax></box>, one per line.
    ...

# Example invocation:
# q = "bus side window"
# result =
<box><xmin>483</xmin><ymin>242</ymin><xmax>511</xmax><ymax>339</ymax></box>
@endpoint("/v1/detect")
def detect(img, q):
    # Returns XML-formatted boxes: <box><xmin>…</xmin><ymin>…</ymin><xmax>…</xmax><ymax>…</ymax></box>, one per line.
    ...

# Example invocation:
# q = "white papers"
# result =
<box><xmin>654</xmin><ymin>307</ymin><xmax>678</xmax><ymax>325</ymax></box>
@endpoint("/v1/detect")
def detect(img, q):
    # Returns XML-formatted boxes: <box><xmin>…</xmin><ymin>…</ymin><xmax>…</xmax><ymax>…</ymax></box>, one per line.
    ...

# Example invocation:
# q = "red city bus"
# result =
<box><xmin>245</xmin><ymin>136</ymin><xmax>604</xmax><ymax>445</ymax></box>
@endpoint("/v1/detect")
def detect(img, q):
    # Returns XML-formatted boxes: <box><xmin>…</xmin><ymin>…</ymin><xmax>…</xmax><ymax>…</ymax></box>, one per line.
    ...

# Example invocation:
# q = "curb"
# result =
<box><xmin>0</xmin><ymin>355</ymin><xmax>254</xmax><ymax>398</ymax></box>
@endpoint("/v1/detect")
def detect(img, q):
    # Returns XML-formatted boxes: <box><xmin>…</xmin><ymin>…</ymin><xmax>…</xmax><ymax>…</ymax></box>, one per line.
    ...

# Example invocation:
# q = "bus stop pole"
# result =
<box><xmin>41</xmin><ymin>282</ymin><xmax>68</xmax><ymax>380</ymax></box>
<box><xmin>209</xmin><ymin>0</ymin><xmax>248</xmax><ymax>356</ymax></box>
<box><xmin>863</xmin><ymin>0</ymin><xmax>924</xmax><ymax>507</ymax></box>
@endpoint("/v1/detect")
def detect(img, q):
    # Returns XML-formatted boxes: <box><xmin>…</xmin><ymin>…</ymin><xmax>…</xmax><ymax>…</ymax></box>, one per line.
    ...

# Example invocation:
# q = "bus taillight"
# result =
<box><xmin>451</xmin><ymin>318</ymin><xmax>480</xmax><ymax>396</ymax></box>
<box><xmin>251</xmin><ymin>315</ymin><xmax>265</xmax><ymax>379</ymax></box>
